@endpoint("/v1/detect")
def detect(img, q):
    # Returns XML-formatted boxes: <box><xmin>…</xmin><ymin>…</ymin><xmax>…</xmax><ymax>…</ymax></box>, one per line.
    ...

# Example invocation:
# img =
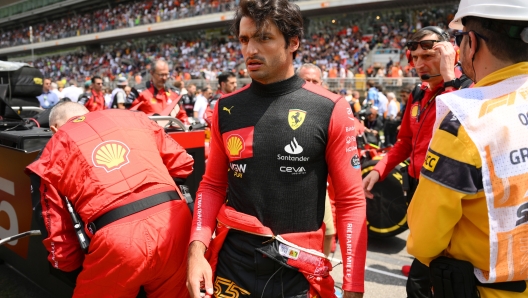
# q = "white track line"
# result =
<box><xmin>329</xmin><ymin>257</ymin><xmax>408</xmax><ymax>280</ymax></box>
<box><xmin>365</xmin><ymin>267</ymin><xmax>408</xmax><ymax>280</ymax></box>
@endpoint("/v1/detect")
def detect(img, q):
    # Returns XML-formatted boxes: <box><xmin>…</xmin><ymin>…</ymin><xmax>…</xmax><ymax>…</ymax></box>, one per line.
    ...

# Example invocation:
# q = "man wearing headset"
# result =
<box><xmin>407</xmin><ymin>0</ymin><xmax>528</xmax><ymax>297</ymax></box>
<box><xmin>362</xmin><ymin>26</ymin><xmax>458</xmax><ymax>298</ymax></box>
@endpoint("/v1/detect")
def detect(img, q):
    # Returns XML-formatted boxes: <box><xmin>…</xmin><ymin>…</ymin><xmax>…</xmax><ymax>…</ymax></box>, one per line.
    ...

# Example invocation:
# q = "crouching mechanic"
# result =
<box><xmin>187</xmin><ymin>0</ymin><xmax>367</xmax><ymax>297</ymax></box>
<box><xmin>408</xmin><ymin>1</ymin><xmax>528</xmax><ymax>297</ymax></box>
<box><xmin>26</xmin><ymin>101</ymin><xmax>194</xmax><ymax>297</ymax></box>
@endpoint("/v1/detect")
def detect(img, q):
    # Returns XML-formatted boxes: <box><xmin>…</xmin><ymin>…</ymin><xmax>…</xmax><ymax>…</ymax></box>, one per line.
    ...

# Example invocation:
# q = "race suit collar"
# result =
<box><xmin>249</xmin><ymin>75</ymin><xmax>304</xmax><ymax>97</ymax></box>
<box><xmin>475</xmin><ymin>62</ymin><xmax>528</xmax><ymax>87</ymax></box>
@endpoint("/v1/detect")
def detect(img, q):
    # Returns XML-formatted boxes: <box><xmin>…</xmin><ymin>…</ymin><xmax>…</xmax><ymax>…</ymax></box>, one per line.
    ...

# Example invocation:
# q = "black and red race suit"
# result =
<box><xmin>26</xmin><ymin>109</ymin><xmax>194</xmax><ymax>298</ymax></box>
<box><xmin>190</xmin><ymin>75</ymin><xmax>367</xmax><ymax>296</ymax></box>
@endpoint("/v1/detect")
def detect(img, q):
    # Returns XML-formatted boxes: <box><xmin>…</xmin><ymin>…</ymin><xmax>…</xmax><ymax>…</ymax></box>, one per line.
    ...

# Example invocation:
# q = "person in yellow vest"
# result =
<box><xmin>407</xmin><ymin>1</ymin><xmax>528</xmax><ymax>297</ymax></box>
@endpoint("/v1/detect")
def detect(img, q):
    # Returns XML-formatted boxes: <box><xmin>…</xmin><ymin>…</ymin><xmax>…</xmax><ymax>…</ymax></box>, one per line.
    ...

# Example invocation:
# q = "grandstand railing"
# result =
<box><xmin>180</xmin><ymin>77</ymin><xmax>421</xmax><ymax>92</ymax></box>
<box><xmin>0</xmin><ymin>0</ymin><xmax>67</xmax><ymax>18</ymax></box>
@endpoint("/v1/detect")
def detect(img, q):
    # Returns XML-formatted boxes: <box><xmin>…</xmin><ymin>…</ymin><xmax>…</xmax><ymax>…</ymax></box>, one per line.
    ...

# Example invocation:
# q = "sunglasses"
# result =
<box><xmin>454</xmin><ymin>31</ymin><xmax>489</xmax><ymax>47</ymax></box>
<box><xmin>406</xmin><ymin>40</ymin><xmax>441</xmax><ymax>51</ymax></box>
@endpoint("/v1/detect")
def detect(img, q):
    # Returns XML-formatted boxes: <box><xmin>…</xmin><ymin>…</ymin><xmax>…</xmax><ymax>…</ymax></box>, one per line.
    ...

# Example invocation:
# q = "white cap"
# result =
<box><xmin>450</xmin><ymin>0</ymin><xmax>528</xmax><ymax>30</ymax></box>
<box><xmin>116</xmin><ymin>77</ymin><xmax>128</xmax><ymax>86</ymax></box>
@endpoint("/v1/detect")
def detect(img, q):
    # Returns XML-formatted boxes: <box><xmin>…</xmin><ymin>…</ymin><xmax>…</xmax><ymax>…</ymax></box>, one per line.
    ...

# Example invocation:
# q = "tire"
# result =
<box><xmin>362</xmin><ymin>158</ymin><xmax>409</xmax><ymax>238</ymax></box>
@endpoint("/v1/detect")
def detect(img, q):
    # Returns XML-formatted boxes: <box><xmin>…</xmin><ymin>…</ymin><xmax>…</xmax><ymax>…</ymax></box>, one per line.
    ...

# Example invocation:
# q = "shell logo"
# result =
<box><xmin>92</xmin><ymin>140</ymin><xmax>130</xmax><ymax>172</ymax></box>
<box><xmin>411</xmin><ymin>104</ymin><xmax>419</xmax><ymax>118</ymax></box>
<box><xmin>226</xmin><ymin>135</ymin><xmax>245</xmax><ymax>157</ymax></box>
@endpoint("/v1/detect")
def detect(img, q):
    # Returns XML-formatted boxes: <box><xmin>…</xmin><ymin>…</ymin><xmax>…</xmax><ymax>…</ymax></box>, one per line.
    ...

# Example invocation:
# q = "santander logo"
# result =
<box><xmin>284</xmin><ymin>137</ymin><xmax>303</xmax><ymax>155</ymax></box>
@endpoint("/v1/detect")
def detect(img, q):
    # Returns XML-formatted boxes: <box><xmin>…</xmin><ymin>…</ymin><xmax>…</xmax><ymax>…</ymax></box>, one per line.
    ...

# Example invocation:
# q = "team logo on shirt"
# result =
<box><xmin>92</xmin><ymin>140</ymin><xmax>130</xmax><ymax>173</ymax></box>
<box><xmin>223</xmin><ymin>126</ymin><xmax>254</xmax><ymax>161</ymax></box>
<box><xmin>288</xmin><ymin>109</ymin><xmax>306</xmax><ymax>130</ymax></box>
<box><xmin>72</xmin><ymin>116</ymin><xmax>85</xmax><ymax>123</ymax></box>
<box><xmin>151</xmin><ymin>98</ymin><xmax>157</xmax><ymax>104</ymax></box>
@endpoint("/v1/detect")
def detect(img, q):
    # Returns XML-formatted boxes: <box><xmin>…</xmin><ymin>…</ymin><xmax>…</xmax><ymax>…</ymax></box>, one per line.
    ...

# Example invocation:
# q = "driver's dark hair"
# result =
<box><xmin>232</xmin><ymin>0</ymin><xmax>303</xmax><ymax>58</ymax></box>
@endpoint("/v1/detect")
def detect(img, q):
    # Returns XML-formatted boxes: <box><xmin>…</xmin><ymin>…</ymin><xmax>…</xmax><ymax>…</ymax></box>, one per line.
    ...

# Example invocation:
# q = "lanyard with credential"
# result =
<box><xmin>416</xmin><ymin>89</ymin><xmax>441</xmax><ymax>123</ymax></box>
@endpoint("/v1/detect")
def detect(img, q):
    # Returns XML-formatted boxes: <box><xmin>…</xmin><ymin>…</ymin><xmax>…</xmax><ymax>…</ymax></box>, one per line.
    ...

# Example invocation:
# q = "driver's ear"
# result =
<box><xmin>50</xmin><ymin>125</ymin><xmax>58</xmax><ymax>134</ymax></box>
<box><xmin>289</xmin><ymin>36</ymin><xmax>300</xmax><ymax>53</ymax></box>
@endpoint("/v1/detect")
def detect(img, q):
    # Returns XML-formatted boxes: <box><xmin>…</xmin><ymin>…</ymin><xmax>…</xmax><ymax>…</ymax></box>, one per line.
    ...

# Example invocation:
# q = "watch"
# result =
<box><xmin>443</xmin><ymin>78</ymin><xmax>461</xmax><ymax>89</ymax></box>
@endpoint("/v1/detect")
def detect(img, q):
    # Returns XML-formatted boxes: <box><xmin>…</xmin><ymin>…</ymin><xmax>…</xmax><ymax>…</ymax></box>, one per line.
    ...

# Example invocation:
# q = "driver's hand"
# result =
<box><xmin>363</xmin><ymin>170</ymin><xmax>380</xmax><ymax>199</ymax></box>
<box><xmin>187</xmin><ymin>241</ymin><xmax>214</xmax><ymax>298</ymax></box>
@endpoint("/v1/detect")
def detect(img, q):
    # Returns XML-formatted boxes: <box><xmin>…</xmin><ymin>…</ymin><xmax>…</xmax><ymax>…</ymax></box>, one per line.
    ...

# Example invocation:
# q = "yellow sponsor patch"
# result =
<box><xmin>72</xmin><ymin>116</ymin><xmax>85</xmax><ymax>123</ymax></box>
<box><xmin>411</xmin><ymin>104</ymin><xmax>419</xmax><ymax>118</ymax></box>
<box><xmin>423</xmin><ymin>151</ymin><xmax>440</xmax><ymax>172</ymax></box>
<box><xmin>33</xmin><ymin>78</ymin><xmax>43</xmax><ymax>85</ymax></box>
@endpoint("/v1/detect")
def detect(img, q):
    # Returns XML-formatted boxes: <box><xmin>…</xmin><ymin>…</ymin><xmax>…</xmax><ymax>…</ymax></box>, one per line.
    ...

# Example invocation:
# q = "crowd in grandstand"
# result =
<box><xmin>0</xmin><ymin>0</ymin><xmax>237</xmax><ymax>49</ymax></box>
<box><xmin>5</xmin><ymin>2</ymin><xmax>457</xmax><ymax>85</ymax></box>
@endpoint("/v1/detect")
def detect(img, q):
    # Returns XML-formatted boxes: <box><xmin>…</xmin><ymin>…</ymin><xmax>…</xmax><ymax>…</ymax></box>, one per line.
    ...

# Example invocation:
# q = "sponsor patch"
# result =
<box><xmin>411</xmin><ymin>104</ymin><xmax>419</xmax><ymax>118</ymax></box>
<box><xmin>222</xmin><ymin>127</ymin><xmax>254</xmax><ymax>161</ymax></box>
<box><xmin>223</xmin><ymin>106</ymin><xmax>234</xmax><ymax>114</ymax></box>
<box><xmin>284</xmin><ymin>137</ymin><xmax>303</xmax><ymax>154</ymax></box>
<box><xmin>214</xmin><ymin>276</ymin><xmax>251</xmax><ymax>296</ymax></box>
<box><xmin>92</xmin><ymin>140</ymin><xmax>130</xmax><ymax>172</ymax></box>
<box><xmin>288</xmin><ymin>109</ymin><xmax>306</xmax><ymax>130</ymax></box>
<box><xmin>229</xmin><ymin>163</ymin><xmax>246</xmax><ymax>178</ymax></box>
<box><xmin>279</xmin><ymin>243</ymin><xmax>300</xmax><ymax>260</ymax></box>
<box><xmin>351</xmin><ymin>154</ymin><xmax>361</xmax><ymax>169</ymax></box>
<box><xmin>423</xmin><ymin>151</ymin><xmax>440</xmax><ymax>172</ymax></box>
<box><xmin>280</xmin><ymin>166</ymin><xmax>306</xmax><ymax>175</ymax></box>
<box><xmin>72</xmin><ymin>116</ymin><xmax>86</xmax><ymax>123</ymax></box>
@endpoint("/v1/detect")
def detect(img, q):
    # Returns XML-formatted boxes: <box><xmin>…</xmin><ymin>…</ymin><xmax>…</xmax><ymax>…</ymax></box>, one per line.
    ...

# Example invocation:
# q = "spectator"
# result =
<box><xmin>62</xmin><ymin>79</ymin><xmax>83</xmax><ymax>103</ymax></box>
<box><xmin>365</xmin><ymin>80</ymin><xmax>379</xmax><ymax>107</ymax></box>
<box><xmin>350</xmin><ymin>90</ymin><xmax>362</xmax><ymax>115</ymax></box>
<box><xmin>111</xmin><ymin>77</ymin><xmax>128</xmax><ymax>109</ymax></box>
<box><xmin>383</xmin><ymin>92</ymin><xmax>400</xmax><ymax>146</ymax></box>
<box><xmin>78</xmin><ymin>76</ymin><xmax>107</xmax><ymax>111</ymax></box>
<box><xmin>37</xmin><ymin>78</ymin><xmax>59</xmax><ymax>109</ymax></box>
<box><xmin>363</xmin><ymin>107</ymin><xmax>383</xmax><ymax>145</ymax></box>
<box><xmin>50</xmin><ymin>82</ymin><xmax>62</xmax><ymax>100</ymax></box>
<box><xmin>296</xmin><ymin>63</ymin><xmax>323</xmax><ymax>85</ymax></box>
<box><xmin>181</xmin><ymin>83</ymin><xmax>196</xmax><ymax>117</ymax></box>
<box><xmin>376</xmin><ymin>84</ymin><xmax>388</xmax><ymax>119</ymax></box>
<box><xmin>193</xmin><ymin>86</ymin><xmax>212</xmax><ymax>124</ymax></box>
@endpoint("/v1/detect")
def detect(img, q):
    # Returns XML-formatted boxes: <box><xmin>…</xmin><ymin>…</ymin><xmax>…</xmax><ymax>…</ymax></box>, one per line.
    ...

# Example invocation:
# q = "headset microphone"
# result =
<box><xmin>420</xmin><ymin>74</ymin><xmax>441</xmax><ymax>80</ymax></box>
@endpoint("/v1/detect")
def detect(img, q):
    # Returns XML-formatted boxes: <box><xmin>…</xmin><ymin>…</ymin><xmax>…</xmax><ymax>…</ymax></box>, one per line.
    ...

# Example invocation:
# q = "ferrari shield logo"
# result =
<box><xmin>288</xmin><ymin>109</ymin><xmax>306</xmax><ymax>130</ymax></box>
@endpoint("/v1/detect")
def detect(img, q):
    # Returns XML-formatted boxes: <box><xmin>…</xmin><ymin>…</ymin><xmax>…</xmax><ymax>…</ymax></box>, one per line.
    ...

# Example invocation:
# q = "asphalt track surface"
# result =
<box><xmin>0</xmin><ymin>230</ymin><xmax>412</xmax><ymax>297</ymax></box>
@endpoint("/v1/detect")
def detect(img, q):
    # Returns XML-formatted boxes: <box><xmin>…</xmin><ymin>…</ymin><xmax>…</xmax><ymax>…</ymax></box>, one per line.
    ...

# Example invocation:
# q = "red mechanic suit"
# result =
<box><xmin>83</xmin><ymin>90</ymin><xmax>107</xmax><ymax>112</ymax></box>
<box><xmin>130</xmin><ymin>84</ymin><xmax>189</xmax><ymax>124</ymax></box>
<box><xmin>373</xmin><ymin>83</ymin><xmax>453</xmax><ymax>180</ymax></box>
<box><xmin>26</xmin><ymin>109</ymin><xmax>194</xmax><ymax>297</ymax></box>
